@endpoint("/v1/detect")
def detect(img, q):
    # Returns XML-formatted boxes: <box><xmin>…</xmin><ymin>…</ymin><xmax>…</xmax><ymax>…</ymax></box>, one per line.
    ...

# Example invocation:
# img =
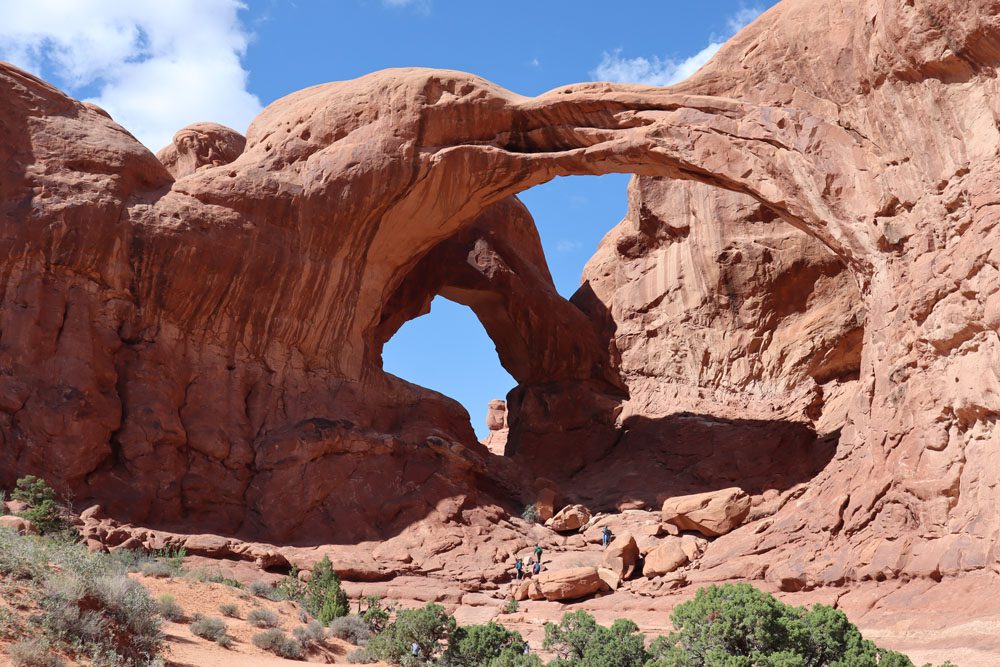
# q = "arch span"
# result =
<box><xmin>3</xmin><ymin>0</ymin><xmax>1000</xmax><ymax>586</ymax></box>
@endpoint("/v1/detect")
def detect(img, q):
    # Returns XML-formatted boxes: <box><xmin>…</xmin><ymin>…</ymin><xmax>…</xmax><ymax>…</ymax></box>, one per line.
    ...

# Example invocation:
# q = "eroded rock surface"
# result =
<box><xmin>0</xmin><ymin>0</ymin><xmax>998</xmax><ymax>607</ymax></box>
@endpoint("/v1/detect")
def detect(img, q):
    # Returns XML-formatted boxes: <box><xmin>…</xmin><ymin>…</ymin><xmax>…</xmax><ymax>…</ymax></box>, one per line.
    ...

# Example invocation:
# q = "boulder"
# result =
<box><xmin>545</xmin><ymin>504</ymin><xmax>592</xmax><ymax>532</ymax></box>
<box><xmin>0</xmin><ymin>515</ymin><xmax>37</xmax><ymax>535</ymax></box>
<box><xmin>601</xmin><ymin>533</ymin><xmax>640</xmax><ymax>580</ymax></box>
<box><xmin>536</xmin><ymin>567</ymin><xmax>609</xmax><ymax>601</ymax></box>
<box><xmin>643</xmin><ymin>540</ymin><xmax>689</xmax><ymax>578</ymax></box>
<box><xmin>597</xmin><ymin>567</ymin><xmax>621</xmax><ymax>591</ymax></box>
<box><xmin>535</xmin><ymin>486</ymin><xmax>558</xmax><ymax>523</ymax></box>
<box><xmin>661</xmin><ymin>488</ymin><xmax>751</xmax><ymax>537</ymax></box>
<box><xmin>4</xmin><ymin>500</ymin><xmax>28</xmax><ymax>515</ymax></box>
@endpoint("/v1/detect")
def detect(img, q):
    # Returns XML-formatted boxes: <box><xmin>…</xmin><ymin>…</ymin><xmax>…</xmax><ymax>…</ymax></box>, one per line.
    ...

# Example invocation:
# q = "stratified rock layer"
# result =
<box><xmin>0</xmin><ymin>0</ymin><xmax>998</xmax><ymax>596</ymax></box>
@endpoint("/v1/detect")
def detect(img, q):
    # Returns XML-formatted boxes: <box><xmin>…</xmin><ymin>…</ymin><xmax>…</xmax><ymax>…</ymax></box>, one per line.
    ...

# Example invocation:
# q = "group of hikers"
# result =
<box><xmin>513</xmin><ymin>544</ymin><xmax>544</xmax><ymax>580</ymax></box>
<box><xmin>512</xmin><ymin>526</ymin><xmax>615</xmax><ymax>580</ymax></box>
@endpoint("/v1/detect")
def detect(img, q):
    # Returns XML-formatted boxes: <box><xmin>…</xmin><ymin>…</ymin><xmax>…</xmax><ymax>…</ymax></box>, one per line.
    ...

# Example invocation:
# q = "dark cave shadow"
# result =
<box><xmin>562</xmin><ymin>411</ymin><xmax>839</xmax><ymax>512</ymax></box>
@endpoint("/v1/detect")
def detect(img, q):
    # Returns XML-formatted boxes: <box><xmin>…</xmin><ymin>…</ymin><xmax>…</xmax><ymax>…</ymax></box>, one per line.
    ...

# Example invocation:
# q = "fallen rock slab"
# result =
<box><xmin>601</xmin><ymin>533</ymin><xmax>640</xmax><ymax>580</ymax></box>
<box><xmin>545</xmin><ymin>504</ymin><xmax>592</xmax><ymax>532</ymax></box>
<box><xmin>661</xmin><ymin>487</ymin><xmax>751</xmax><ymax>537</ymax></box>
<box><xmin>644</xmin><ymin>540</ymin><xmax>689</xmax><ymax>578</ymax></box>
<box><xmin>0</xmin><ymin>515</ymin><xmax>37</xmax><ymax>535</ymax></box>
<box><xmin>537</xmin><ymin>567</ymin><xmax>609</xmax><ymax>601</ymax></box>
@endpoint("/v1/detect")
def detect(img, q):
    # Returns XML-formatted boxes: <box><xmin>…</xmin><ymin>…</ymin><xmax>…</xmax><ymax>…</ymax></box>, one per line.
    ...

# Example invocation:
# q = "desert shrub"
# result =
<box><xmin>253</xmin><ymin>628</ymin><xmax>304</xmax><ymax>659</ymax></box>
<box><xmin>365</xmin><ymin>602</ymin><xmax>456</xmax><ymax>664</ymax></box>
<box><xmin>219</xmin><ymin>603</ymin><xmax>240</xmax><ymax>618</ymax></box>
<box><xmin>305</xmin><ymin>556</ymin><xmax>349</xmax><ymax>623</ymax></box>
<box><xmin>502</xmin><ymin>598</ymin><xmax>519</xmax><ymax>614</ymax></box>
<box><xmin>646</xmin><ymin>583</ymin><xmax>936</xmax><ymax>667</ymax></box>
<box><xmin>155</xmin><ymin>595</ymin><xmax>184</xmax><ymax>621</ymax></box>
<box><xmin>11</xmin><ymin>476</ymin><xmax>71</xmax><ymax>536</ymax></box>
<box><xmin>185</xmin><ymin>568</ymin><xmax>242</xmax><ymax>588</ymax></box>
<box><xmin>139</xmin><ymin>560</ymin><xmax>174</xmax><ymax>579</ymax></box>
<box><xmin>485</xmin><ymin>650</ymin><xmax>542</xmax><ymax>667</ymax></box>
<box><xmin>276</xmin><ymin>566</ymin><xmax>307</xmax><ymax>603</ymax></box>
<box><xmin>293</xmin><ymin>619</ymin><xmax>326</xmax><ymax>647</ymax></box>
<box><xmin>39</xmin><ymin>569</ymin><xmax>163</xmax><ymax>665</ymax></box>
<box><xmin>189</xmin><ymin>616</ymin><xmax>227</xmax><ymax>642</ymax></box>
<box><xmin>0</xmin><ymin>530</ymin><xmax>163</xmax><ymax>665</ymax></box>
<box><xmin>360</xmin><ymin>595</ymin><xmax>392</xmax><ymax>634</ymax></box>
<box><xmin>248</xmin><ymin>607</ymin><xmax>280</xmax><ymax>628</ymax></box>
<box><xmin>543</xmin><ymin>612</ymin><xmax>647</xmax><ymax>667</ymax></box>
<box><xmin>520</xmin><ymin>504</ymin><xmax>540</xmax><ymax>524</ymax></box>
<box><xmin>0</xmin><ymin>529</ymin><xmax>43</xmax><ymax>579</ymax></box>
<box><xmin>443</xmin><ymin>620</ymin><xmax>531</xmax><ymax>667</ymax></box>
<box><xmin>347</xmin><ymin>647</ymin><xmax>376</xmax><ymax>663</ymax></box>
<box><xmin>216</xmin><ymin>634</ymin><xmax>233</xmax><ymax>649</ymax></box>
<box><xmin>249</xmin><ymin>581</ymin><xmax>273</xmax><ymax>598</ymax></box>
<box><xmin>6</xmin><ymin>639</ymin><xmax>66</xmax><ymax>667</ymax></box>
<box><xmin>329</xmin><ymin>614</ymin><xmax>371</xmax><ymax>644</ymax></box>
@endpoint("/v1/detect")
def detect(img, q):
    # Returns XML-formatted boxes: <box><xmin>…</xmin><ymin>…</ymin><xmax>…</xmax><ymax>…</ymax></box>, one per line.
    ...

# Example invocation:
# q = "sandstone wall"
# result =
<box><xmin>0</xmin><ymin>0</ymin><xmax>997</xmax><ymax>588</ymax></box>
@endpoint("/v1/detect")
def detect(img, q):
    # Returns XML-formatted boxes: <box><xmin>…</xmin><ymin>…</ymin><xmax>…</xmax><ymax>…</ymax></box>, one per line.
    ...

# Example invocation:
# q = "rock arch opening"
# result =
<box><xmin>382</xmin><ymin>294</ymin><xmax>515</xmax><ymax>441</ymax></box>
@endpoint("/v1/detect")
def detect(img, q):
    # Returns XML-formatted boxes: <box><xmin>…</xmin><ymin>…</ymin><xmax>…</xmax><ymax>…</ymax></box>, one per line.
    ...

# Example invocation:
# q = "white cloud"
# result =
<box><xmin>555</xmin><ymin>239</ymin><xmax>583</xmax><ymax>254</ymax></box>
<box><xmin>591</xmin><ymin>5</ymin><xmax>763</xmax><ymax>87</ymax></box>
<box><xmin>0</xmin><ymin>0</ymin><xmax>262</xmax><ymax>152</ymax></box>
<box><xmin>383</xmin><ymin>0</ymin><xmax>431</xmax><ymax>12</ymax></box>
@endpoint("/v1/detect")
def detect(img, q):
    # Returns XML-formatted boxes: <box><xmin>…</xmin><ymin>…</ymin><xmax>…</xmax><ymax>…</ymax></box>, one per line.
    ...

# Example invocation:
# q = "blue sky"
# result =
<box><xmin>0</xmin><ymin>0</ymin><xmax>778</xmax><ymax>438</ymax></box>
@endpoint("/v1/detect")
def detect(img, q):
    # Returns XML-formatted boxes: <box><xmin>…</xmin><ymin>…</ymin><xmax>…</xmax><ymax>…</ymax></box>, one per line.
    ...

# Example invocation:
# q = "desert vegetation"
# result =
<box><xmin>0</xmin><ymin>476</ymin><xmax>961</xmax><ymax>665</ymax></box>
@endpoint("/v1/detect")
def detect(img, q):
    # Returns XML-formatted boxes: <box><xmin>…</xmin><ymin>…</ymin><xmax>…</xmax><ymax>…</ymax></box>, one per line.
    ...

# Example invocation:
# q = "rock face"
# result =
<box><xmin>0</xmin><ymin>0</ymin><xmax>998</xmax><ymax>597</ymax></box>
<box><xmin>481</xmin><ymin>399</ymin><xmax>509</xmax><ymax>456</ymax></box>
<box><xmin>661</xmin><ymin>488</ymin><xmax>752</xmax><ymax>537</ymax></box>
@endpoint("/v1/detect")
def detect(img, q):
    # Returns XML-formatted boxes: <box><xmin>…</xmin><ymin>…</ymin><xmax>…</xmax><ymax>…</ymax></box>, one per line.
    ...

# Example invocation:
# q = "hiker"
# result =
<box><xmin>534</xmin><ymin>544</ymin><xmax>543</xmax><ymax>562</ymax></box>
<box><xmin>532</xmin><ymin>559</ymin><xmax>541</xmax><ymax>576</ymax></box>
<box><xmin>514</xmin><ymin>557</ymin><xmax>524</xmax><ymax>580</ymax></box>
<box><xmin>602</xmin><ymin>525</ymin><xmax>613</xmax><ymax>548</ymax></box>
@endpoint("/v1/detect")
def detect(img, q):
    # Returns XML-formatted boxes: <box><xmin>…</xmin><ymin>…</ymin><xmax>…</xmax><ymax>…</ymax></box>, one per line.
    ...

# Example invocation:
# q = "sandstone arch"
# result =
<box><xmin>0</xmin><ymin>0</ymin><xmax>998</xmax><ymax>589</ymax></box>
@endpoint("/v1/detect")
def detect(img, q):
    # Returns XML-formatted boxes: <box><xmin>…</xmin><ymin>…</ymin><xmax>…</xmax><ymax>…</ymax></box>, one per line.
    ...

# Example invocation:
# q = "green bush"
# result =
<box><xmin>543</xmin><ymin>612</ymin><xmax>647</xmax><ymax>667</ymax></box>
<box><xmin>189</xmin><ymin>616</ymin><xmax>227</xmax><ymax>642</ymax></box>
<box><xmin>647</xmin><ymin>583</ymin><xmax>944</xmax><ymax>667</ymax></box>
<box><xmin>248</xmin><ymin>607</ymin><xmax>280</xmax><ymax>628</ymax></box>
<box><xmin>253</xmin><ymin>628</ymin><xmax>304</xmax><ymax>659</ymax></box>
<box><xmin>360</xmin><ymin>594</ymin><xmax>392</xmax><ymax>634</ymax></box>
<box><xmin>219</xmin><ymin>603</ymin><xmax>240</xmax><ymax>618</ymax></box>
<box><xmin>443</xmin><ymin>620</ymin><xmax>532</xmax><ymax>667</ymax></box>
<box><xmin>520</xmin><ymin>504</ymin><xmax>540</xmax><ymax>524</ymax></box>
<box><xmin>329</xmin><ymin>614</ymin><xmax>371</xmax><ymax>645</ymax></box>
<box><xmin>306</xmin><ymin>556</ymin><xmax>349</xmax><ymax>624</ymax></box>
<box><xmin>502</xmin><ymin>598</ymin><xmax>519</xmax><ymax>614</ymax></box>
<box><xmin>155</xmin><ymin>595</ymin><xmax>184</xmax><ymax>621</ymax></box>
<box><xmin>11</xmin><ymin>476</ymin><xmax>70</xmax><ymax>536</ymax></box>
<box><xmin>365</xmin><ymin>602</ymin><xmax>456</xmax><ymax>664</ymax></box>
<box><xmin>6</xmin><ymin>639</ymin><xmax>66</xmax><ymax>667</ymax></box>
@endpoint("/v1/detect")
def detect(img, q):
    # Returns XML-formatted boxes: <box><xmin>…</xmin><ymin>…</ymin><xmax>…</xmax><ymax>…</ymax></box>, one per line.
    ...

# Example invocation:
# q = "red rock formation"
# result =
<box><xmin>0</xmin><ymin>0</ymin><xmax>998</xmax><ymax>597</ymax></box>
<box><xmin>481</xmin><ymin>399</ymin><xmax>509</xmax><ymax>456</ymax></box>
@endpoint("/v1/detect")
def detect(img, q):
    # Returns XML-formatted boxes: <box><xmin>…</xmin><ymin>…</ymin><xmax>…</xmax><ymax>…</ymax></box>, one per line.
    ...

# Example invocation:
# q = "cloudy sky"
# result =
<box><xmin>0</xmin><ymin>0</ymin><xmax>776</xmax><ymax>437</ymax></box>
